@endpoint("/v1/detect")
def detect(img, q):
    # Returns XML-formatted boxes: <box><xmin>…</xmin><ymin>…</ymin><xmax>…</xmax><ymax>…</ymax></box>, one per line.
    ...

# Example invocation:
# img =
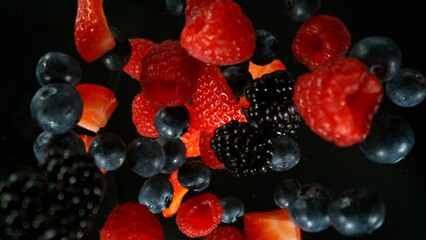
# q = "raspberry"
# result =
<box><xmin>294</xmin><ymin>57</ymin><xmax>384</xmax><ymax>147</ymax></box>
<box><xmin>176</xmin><ymin>193</ymin><xmax>223</xmax><ymax>238</ymax></box>
<box><xmin>123</xmin><ymin>38</ymin><xmax>157</xmax><ymax>81</ymax></box>
<box><xmin>292</xmin><ymin>15</ymin><xmax>351</xmax><ymax>70</ymax></box>
<box><xmin>181</xmin><ymin>0</ymin><xmax>256</xmax><ymax>65</ymax></box>
<box><xmin>185</xmin><ymin>0</ymin><xmax>214</xmax><ymax>21</ymax></box>
<box><xmin>131</xmin><ymin>93</ymin><xmax>161</xmax><ymax>138</ymax></box>
<box><xmin>203</xmin><ymin>226</ymin><xmax>246</xmax><ymax>240</ymax></box>
<box><xmin>140</xmin><ymin>40</ymin><xmax>200</xmax><ymax>106</ymax></box>
<box><xmin>100</xmin><ymin>202</ymin><xmax>164</xmax><ymax>240</ymax></box>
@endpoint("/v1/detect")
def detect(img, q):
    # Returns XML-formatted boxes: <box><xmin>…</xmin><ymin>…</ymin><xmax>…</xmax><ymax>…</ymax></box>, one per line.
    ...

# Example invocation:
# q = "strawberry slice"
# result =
<box><xmin>203</xmin><ymin>226</ymin><xmax>246</xmax><ymax>240</ymax></box>
<box><xmin>180</xmin><ymin>125</ymin><xmax>201</xmax><ymax>158</ymax></box>
<box><xmin>248</xmin><ymin>59</ymin><xmax>286</xmax><ymax>79</ymax></box>
<box><xmin>76</xmin><ymin>83</ymin><xmax>117</xmax><ymax>133</ymax></box>
<box><xmin>162</xmin><ymin>170</ymin><xmax>189</xmax><ymax>218</ymax></box>
<box><xmin>75</xmin><ymin>0</ymin><xmax>116</xmax><ymax>62</ymax></box>
<box><xmin>199</xmin><ymin>131</ymin><xmax>224</xmax><ymax>169</ymax></box>
<box><xmin>123</xmin><ymin>38</ymin><xmax>157</xmax><ymax>81</ymax></box>
<box><xmin>131</xmin><ymin>93</ymin><xmax>161</xmax><ymax>138</ymax></box>
<box><xmin>78</xmin><ymin>134</ymin><xmax>94</xmax><ymax>152</ymax></box>
<box><xmin>244</xmin><ymin>208</ymin><xmax>301</xmax><ymax>240</ymax></box>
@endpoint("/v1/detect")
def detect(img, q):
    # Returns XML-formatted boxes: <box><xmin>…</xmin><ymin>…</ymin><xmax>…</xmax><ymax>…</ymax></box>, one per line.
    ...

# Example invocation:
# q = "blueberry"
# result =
<box><xmin>126</xmin><ymin>137</ymin><xmax>166</xmax><ymax>178</ymax></box>
<box><xmin>270</xmin><ymin>136</ymin><xmax>301</xmax><ymax>171</ymax></box>
<box><xmin>177</xmin><ymin>161</ymin><xmax>210</xmax><ymax>191</ymax></box>
<box><xmin>349</xmin><ymin>36</ymin><xmax>401</xmax><ymax>82</ymax></box>
<box><xmin>100</xmin><ymin>26</ymin><xmax>131</xmax><ymax>71</ymax></box>
<box><xmin>154</xmin><ymin>105</ymin><xmax>190</xmax><ymax>138</ymax></box>
<box><xmin>35</xmin><ymin>51</ymin><xmax>82</xmax><ymax>86</ymax></box>
<box><xmin>156</xmin><ymin>136</ymin><xmax>186</xmax><ymax>174</ymax></box>
<box><xmin>282</xmin><ymin>0</ymin><xmax>321</xmax><ymax>22</ymax></box>
<box><xmin>30</xmin><ymin>83</ymin><xmax>83</xmax><ymax>134</ymax></box>
<box><xmin>88</xmin><ymin>132</ymin><xmax>126</xmax><ymax>171</ymax></box>
<box><xmin>220</xmin><ymin>196</ymin><xmax>245</xmax><ymax>224</ymax></box>
<box><xmin>138</xmin><ymin>175</ymin><xmax>173</xmax><ymax>214</ymax></box>
<box><xmin>385</xmin><ymin>68</ymin><xmax>426</xmax><ymax>107</ymax></box>
<box><xmin>359</xmin><ymin>114</ymin><xmax>414</xmax><ymax>164</ymax></box>
<box><xmin>289</xmin><ymin>182</ymin><xmax>333</xmax><ymax>232</ymax></box>
<box><xmin>273</xmin><ymin>179</ymin><xmax>301</xmax><ymax>208</ymax></box>
<box><xmin>166</xmin><ymin>0</ymin><xmax>186</xmax><ymax>16</ymax></box>
<box><xmin>222</xmin><ymin>66</ymin><xmax>253</xmax><ymax>98</ymax></box>
<box><xmin>250</xmin><ymin>29</ymin><xmax>279</xmax><ymax>66</ymax></box>
<box><xmin>328</xmin><ymin>187</ymin><xmax>386</xmax><ymax>236</ymax></box>
<box><xmin>33</xmin><ymin>130</ymin><xmax>86</xmax><ymax>165</ymax></box>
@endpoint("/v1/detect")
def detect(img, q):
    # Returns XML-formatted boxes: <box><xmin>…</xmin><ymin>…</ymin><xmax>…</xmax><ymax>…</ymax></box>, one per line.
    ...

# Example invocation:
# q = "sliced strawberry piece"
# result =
<box><xmin>131</xmin><ymin>93</ymin><xmax>161</xmax><ymax>138</ymax></box>
<box><xmin>180</xmin><ymin>125</ymin><xmax>201</xmax><ymax>158</ymax></box>
<box><xmin>244</xmin><ymin>208</ymin><xmax>301</xmax><ymax>240</ymax></box>
<box><xmin>76</xmin><ymin>83</ymin><xmax>117</xmax><ymax>133</ymax></box>
<box><xmin>123</xmin><ymin>38</ymin><xmax>157</xmax><ymax>81</ymax></box>
<box><xmin>162</xmin><ymin>170</ymin><xmax>189</xmax><ymax>218</ymax></box>
<box><xmin>78</xmin><ymin>134</ymin><xmax>93</xmax><ymax>152</ymax></box>
<box><xmin>176</xmin><ymin>193</ymin><xmax>224</xmax><ymax>238</ymax></box>
<box><xmin>248</xmin><ymin>59</ymin><xmax>286</xmax><ymax>80</ymax></box>
<box><xmin>75</xmin><ymin>0</ymin><xmax>116</xmax><ymax>62</ymax></box>
<box><xmin>199</xmin><ymin>131</ymin><xmax>224</xmax><ymax>169</ymax></box>
<box><xmin>203</xmin><ymin>226</ymin><xmax>246</xmax><ymax>240</ymax></box>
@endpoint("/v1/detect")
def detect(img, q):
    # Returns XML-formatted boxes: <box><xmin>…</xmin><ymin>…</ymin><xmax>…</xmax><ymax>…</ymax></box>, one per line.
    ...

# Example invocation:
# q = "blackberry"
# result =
<box><xmin>211</xmin><ymin>120</ymin><xmax>273</xmax><ymax>177</ymax></box>
<box><xmin>246</xmin><ymin>70</ymin><xmax>301</xmax><ymax>136</ymax></box>
<box><xmin>0</xmin><ymin>155</ymin><xmax>105</xmax><ymax>239</ymax></box>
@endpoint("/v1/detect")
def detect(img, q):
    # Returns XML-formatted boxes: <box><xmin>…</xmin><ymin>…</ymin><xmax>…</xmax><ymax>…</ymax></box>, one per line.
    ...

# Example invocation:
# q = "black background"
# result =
<box><xmin>1</xmin><ymin>0</ymin><xmax>426</xmax><ymax>239</ymax></box>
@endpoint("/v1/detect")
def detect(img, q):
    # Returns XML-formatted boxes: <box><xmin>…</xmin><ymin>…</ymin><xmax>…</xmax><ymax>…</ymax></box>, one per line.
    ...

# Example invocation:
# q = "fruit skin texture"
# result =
<box><xmin>123</xmin><ymin>38</ymin><xmax>157</xmax><ymax>81</ymax></box>
<box><xmin>100</xmin><ymin>202</ymin><xmax>165</xmax><ymax>240</ymax></box>
<box><xmin>176</xmin><ymin>193</ymin><xmax>224</xmax><ymax>238</ymax></box>
<box><xmin>132</xmin><ymin>93</ymin><xmax>161</xmax><ymax>138</ymax></box>
<box><xmin>203</xmin><ymin>226</ymin><xmax>246</xmax><ymax>240</ymax></box>
<box><xmin>294</xmin><ymin>57</ymin><xmax>384</xmax><ymax>147</ymax></box>
<box><xmin>244</xmin><ymin>208</ymin><xmax>301</xmax><ymax>240</ymax></box>
<box><xmin>75</xmin><ymin>0</ymin><xmax>116</xmax><ymax>62</ymax></box>
<box><xmin>181</xmin><ymin>0</ymin><xmax>256</xmax><ymax>65</ymax></box>
<box><xmin>292</xmin><ymin>14</ymin><xmax>350</xmax><ymax>70</ymax></box>
<box><xmin>199</xmin><ymin>131</ymin><xmax>225</xmax><ymax>169</ymax></box>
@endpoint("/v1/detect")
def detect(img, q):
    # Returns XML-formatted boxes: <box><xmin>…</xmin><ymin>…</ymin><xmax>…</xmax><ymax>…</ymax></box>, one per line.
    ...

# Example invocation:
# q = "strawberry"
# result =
<box><xmin>199</xmin><ymin>131</ymin><xmax>224</xmax><ymax>169</ymax></box>
<box><xmin>123</xmin><ymin>38</ymin><xmax>157</xmax><ymax>81</ymax></box>
<box><xmin>176</xmin><ymin>193</ymin><xmax>224</xmax><ymax>238</ymax></box>
<box><xmin>78</xmin><ymin>134</ymin><xmax>93</xmax><ymax>152</ymax></box>
<box><xmin>203</xmin><ymin>226</ymin><xmax>246</xmax><ymax>240</ymax></box>
<box><xmin>180</xmin><ymin>124</ymin><xmax>201</xmax><ymax>158</ymax></box>
<box><xmin>181</xmin><ymin>0</ymin><xmax>256</xmax><ymax>65</ymax></box>
<box><xmin>294</xmin><ymin>57</ymin><xmax>384</xmax><ymax>147</ymax></box>
<box><xmin>100</xmin><ymin>202</ymin><xmax>165</xmax><ymax>240</ymax></box>
<box><xmin>76</xmin><ymin>83</ymin><xmax>117</xmax><ymax>133</ymax></box>
<box><xmin>74</xmin><ymin>0</ymin><xmax>116</xmax><ymax>62</ymax></box>
<box><xmin>244</xmin><ymin>208</ymin><xmax>301</xmax><ymax>240</ymax></box>
<box><xmin>162</xmin><ymin>170</ymin><xmax>189</xmax><ymax>218</ymax></box>
<box><xmin>131</xmin><ymin>93</ymin><xmax>161</xmax><ymax>138</ymax></box>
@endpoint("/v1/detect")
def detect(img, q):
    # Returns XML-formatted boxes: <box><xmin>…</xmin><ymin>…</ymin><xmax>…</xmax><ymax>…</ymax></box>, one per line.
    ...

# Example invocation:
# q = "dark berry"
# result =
<box><xmin>35</xmin><ymin>51</ymin><xmax>82</xmax><ymax>86</ymax></box>
<box><xmin>359</xmin><ymin>114</ymin><xmax>414</xmax><ymax>164</ymax></box>
<box><xmin>166</xmin><ymin>0</ymin><xmax>186</xmax><ymax>16</ymax></box>
<box><xmin>88</xmin><ymin>132</ymin><xmax>126</xmax><ymax>171</ymax></box>
<box><xmin>222</xmin><ymin>66</ymin><xmax>253</xmax><ymax>98</ymax></box>
<box><xmin>211</xmin><ymin>120</ymin><xmax>273</xmax><ymax>177</ymax></box>
<box><xmin>328</xmin><ymin>187</ymin><xmax>386</xmax><ymax>236</ymax></box>
<box><xmin>177</xmin><ymin>160</ymin><xmax>211</xmax><ymax>191</ymax></box>
<box><xmin>270</xmin><ymin>136</ymin><xmax>301</xmax><ymax>171</ymax></box>
<box><xmin>273</xmin><ymin>179</ymin><xmax>302</xmax><ymax>208</ymax></box>
<box><xmin>220</xmin><ymin>196</ymin><xmax>245</xmax><ymax>224</ymax></box>
<box><xmin>154</xmin><ymin>105</ymin><xmax>190</xmax><ymax>138</ymax></box>
<box><xmin>138</xmin><ymin>175</ymin><xmax>173</xmax><ymax>214</ymax></box>
<box><xmin>250</xmin><ymin>29</ymin><xmax>279</xmax><ymax>66</ymax></box>
<box><xmin>100</xmin><ymin>26</ymin><xmax>131</xmax><ymax>71</ymax></box>
<box><xmin>282</xmin><ymin>0</ymin><xmax>321</xmax><ymax>22</ymax></box>
<box><xmin>385</xmin><ymin>68</ymin><xmax>426</xmax><ymax>107</ymax></box>
<box><xmin>156</xmin><ymin>136</ymin><xmax>186</xmax><ymax>174</ymax></box>
<box><xmin>30</xmin><ymin>83</ymin><xmax>83</xmax><ymax>134</ymax></box>
<box><xmin>246</xmin><ymin>70</ymin><xmax>301</xmax><ymax>136</ymax></box>
<box><xmin>349</xmin><ymin>36</ymin><xmax>401</xmax><ymax>82</ymax></box>
<box><xmin>126</xmin><ymin>136</ymin><xmax>166</xmax><ymax>178</ymax></box>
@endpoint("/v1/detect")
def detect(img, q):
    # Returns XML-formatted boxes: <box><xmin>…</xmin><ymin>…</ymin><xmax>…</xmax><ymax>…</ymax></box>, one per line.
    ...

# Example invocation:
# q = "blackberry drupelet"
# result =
<box><xmin>210</xmin><ymin>120</ymin><xmax>273</xmax><ymax>177</ymax></box>
<box><xmin>0</xmin><ymin>155</ymin><xmax>106</xmax><ymax>239</ymax></box>
<box><xmin>246</xmin><ymin>70</ymin><xmax>301</xmax><ymax>136</ymax></box>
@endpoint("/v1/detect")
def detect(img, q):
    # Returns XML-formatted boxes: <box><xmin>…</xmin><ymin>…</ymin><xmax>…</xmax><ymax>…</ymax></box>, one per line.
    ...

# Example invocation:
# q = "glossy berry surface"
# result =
<box><xmin>349</xmin><ymin>36</ymin><xmax>401</xmax><ymax>82</ymax></box>
<box><xmin>220</xmin><ymin>196</ymin><xmax>245</xmax><ymax>224</ymax></box>
<box><xmin>328</xmin><ymin>187</ymin><xmax>386</xmax><ymax>237</ymax></box>
<box><xmin>30</xmin><ymin>83</ymin><xmax>83</xmax><ymax>134</ymax></box>
<box><xmin>126</xmin><ymin>137</ymin><xmax>166</xmax><ymax>177</ymax></box>
<box><xmin>270</xmin><ymin>136</ymin><xmax>301</xmax><ymax>171</ymax></box>
<box><xmin>88</xmin><ymin>132</ymin><xmax>126</xmax><ymax>171</ymax></box>
<box><xmin>36</xmin><ymin>51</ymin><xmax>82</xmax><ymax>86</ymax></box>
<box><xmin>100</xmin><ymin>26</ymin><xmax>131</xmax><ymax>71</ymax></box>
<box><xmin>156</xmin><ymin>136</ymin><xmax>186</xmax><ymax>174</ymax></box>
<box><xmin>222</xmin><ymin>66</ymin><xmax>253</xmax><ymax>98</ymax></box>
<box><xmin>177</xmin><ymin>161</ymin><xmax>211</xmax><ymax>191</ymax></box>
<box><xmin>359</xmin><ymin>114</ymin><xmax>414</xmax><ymax>164</ymax></box>
<box><xmin>123</xmin><ymin>38</ymin><xmax>157</xmax><ymax>81</ymax></box>
<box><xmin>203</xmin><ymin>226</ymin><xmax>246</xmax><ymax>240</ymax></box>
<box><xmin>273</xmin><ymin>179</ymin><xmax>302</xmax><ymax>208</ymax></box>
<box><xmin>251</xmin><ymin>29</ymin><xmax>279</xmax><ymax>66</ymax></box>
<box><xmin>138</xmin><ymin>175</ymin><xmax>174</xmax><ymax>214</ymax></box>
<box><xmin>154</xmin><ymin>105</ymin><xmax>190</xmax><ymax>138</ymax></box>
<box><xmin>282</xmin><ymin>0</ymin><xmax>321</xmax><ymax>22</ymax></box>
<box><xmin>132</xmin><ymin>93</ymin><xmax>161</xmax><ymax>138</ymax></box>
<box><xmin>385</xmin><ymin>68</ymin><xmax>426</xmax><ymax>107</ymax></box>
<box><xmin>166</xmin><ymin>0</ymin><xmax>186</xmax><ymax>16</ymax></box>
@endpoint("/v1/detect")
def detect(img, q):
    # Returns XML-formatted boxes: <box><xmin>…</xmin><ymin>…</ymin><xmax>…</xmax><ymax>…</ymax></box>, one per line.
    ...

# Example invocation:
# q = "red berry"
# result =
<box><xmin>123</xmin><ymin>38</ymin><xmax>157</xmax><ymax>81</ymax></box>
<box><xmin>78</xmin><ymin>134</ymin><xmax>93</xmax><ymax>152</ymax></box>
<box><xmin>294</xmin><ymin>57</ymin><xmax>384</xmax><ymax>147</ymax></box>
<box><xmin>100</xmin><ymin>202</ymin><xmax>165</xmax><ymax>240</ymax></box>
<box><xmin>180</xmin><ymin>124</ymin><xmax>201</xmax><ymax>158</ymax></box>
<box><xmin>292</xmin><ymin>14</ymin><xmax>351</xmax><ymax>70</ymax></box>
<box><xmin>74</xmin><ymin>0</ymin><xmax>116</xmax><ymax>62</ymax></box>
<box><xmin>181</xmin><ymin>0</ymin><xmax>256</xmax><ymax>65</ymax></box>
<box><xmin>176</xmin><ymin>193</ymin><xmax>224</xmax><ymax>238</ymax></box>
<box><xmin>140</xmin><ymin>40</ymin><xmax>200</xmax><ymax>106</ymax></box>
<box><xmin>199</xmin><ymin>131</ymin><xmax>225</xmax><ymax>169</ymax></box>
<box><xmin>203</xmin><ymin>226</ymin><xmax>246</xmax><ymax>240</ymax></box>
<box><xmin>185</xmin><ymin>0</ymin><xmax>214</xmax><ymax>22</ymax></box>
<box><xmin>162</xmin><ymin>170</ymin><xmax>189</xmax><ymax>218</ymax></box>
<box><xmin>131</xmin><ymin>93</ymin><xmax>161</xmax><ymax>138</ymax></box>
<box><xmin>76</xmin><ymin>83</ymin><xmax>118</xmax><ymax>133</ymax></box>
